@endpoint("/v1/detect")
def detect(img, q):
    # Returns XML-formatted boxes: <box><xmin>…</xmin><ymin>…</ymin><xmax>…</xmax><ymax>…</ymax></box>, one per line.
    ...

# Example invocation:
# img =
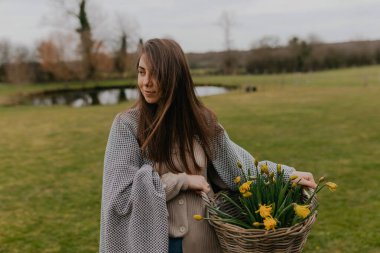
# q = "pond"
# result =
<box><xmin>27</xmin><ymin>85</ymin><xmax>233</xmax><ymax>107</ymax></box>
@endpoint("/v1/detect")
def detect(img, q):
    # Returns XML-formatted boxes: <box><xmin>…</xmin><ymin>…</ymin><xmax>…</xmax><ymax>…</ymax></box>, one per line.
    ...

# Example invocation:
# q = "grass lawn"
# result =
<box><xmin>0</xmin><ymin>66</ymin><xmax>380</xmax><ymax>252</ymax></box>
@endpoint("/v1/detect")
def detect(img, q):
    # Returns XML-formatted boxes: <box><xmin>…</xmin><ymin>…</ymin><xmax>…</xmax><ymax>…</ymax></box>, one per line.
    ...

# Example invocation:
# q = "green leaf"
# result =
<box><xmin>207</xmin><ymin>205</ymin><xmax>235</xmax><ymax>219</ymax></box>
<box><xmin>239</xmin><ymin>196</ymin><xmax>256</xmax><ymax>222</ymax></box>
<box><xmin>217</xmin><ymin>218</ymin><xmax>252</xmax><ymax>229</ymax></box>
<box><xmin>220</xmin><ymin>192</ymin><xmax>245</xmax><ymax>213</ymax></box>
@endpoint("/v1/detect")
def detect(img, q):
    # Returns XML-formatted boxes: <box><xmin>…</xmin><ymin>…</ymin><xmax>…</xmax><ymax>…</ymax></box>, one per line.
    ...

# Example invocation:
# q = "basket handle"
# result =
<box><xmin>201</xmin><ymin>191</ymin><xmax>221</xmax><ymax>218</ymax></box>
<box><xmin>201</xmin><ymin>191</ymin><xmax>211</xmax><ymax>205</ymax></box>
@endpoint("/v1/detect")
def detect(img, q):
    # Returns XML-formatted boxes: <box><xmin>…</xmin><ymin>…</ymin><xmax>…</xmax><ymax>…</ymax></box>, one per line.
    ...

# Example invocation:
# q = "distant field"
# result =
<box><xmin>0</xmin><ymin>66</ymin><xmax>379</xmax><ymax>252</ymax></box>
<box><xmin>192</xmin><ymin>64</ymin><xmax>380</xmax><ymax>88</ymax></box>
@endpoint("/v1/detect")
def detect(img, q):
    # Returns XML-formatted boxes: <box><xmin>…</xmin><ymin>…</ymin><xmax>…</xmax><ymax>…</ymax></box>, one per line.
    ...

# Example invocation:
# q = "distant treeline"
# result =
<box><xmin>0</xmin><ymin>40</ymin><xmax>139</xmax><ymax>84</ymax></box>
<box><xmin>187</xmin><ymin>38</ymin><xmax>380</xmax><ymax>75</ymax></box>
<box><xmin>1</xmin><ymin>37</ymin><xmax>380</xmax><ymax>84</ymax></box>
<box><xmin>247</xmin><ymin>38</ymin><xmax>380</xmax><ymax>73</ymax></box>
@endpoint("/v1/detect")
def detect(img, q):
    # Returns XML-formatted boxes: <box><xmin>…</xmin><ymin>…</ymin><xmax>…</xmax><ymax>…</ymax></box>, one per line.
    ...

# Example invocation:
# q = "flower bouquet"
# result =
<box><xmin>196</xmin><ymin>160</ymin><xmax>337</xmax><ymax>253</ymax></box>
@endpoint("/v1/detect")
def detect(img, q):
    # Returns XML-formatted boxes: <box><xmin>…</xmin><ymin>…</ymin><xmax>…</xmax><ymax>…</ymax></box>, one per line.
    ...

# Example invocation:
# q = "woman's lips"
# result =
<box><xmin>144</xmin><ymin>91</ymin><xmax>156</xmax><ymax>97</ymax></box>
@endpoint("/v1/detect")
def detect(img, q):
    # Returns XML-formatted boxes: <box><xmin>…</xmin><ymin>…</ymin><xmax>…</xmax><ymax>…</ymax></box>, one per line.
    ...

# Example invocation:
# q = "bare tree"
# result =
<box><xmin>252</xmin><ymin>35</ymin><xmax>280</xmax><ymax>49</ymax></box>
<box><xmin>112</xmin><ymin>14</ymin><xmax>140</xmax><ymax>76</ymax></box>
<box><xmin>114</xmin><ymin>15</ymin><xmax>129</xmax><ymax>75</ymax></box>
<box><xmin>218</xmin><ymin>11</ymin><xmax>236</xmax><ymax>51</ymax></box>
<box><xmin>113</xmin><ymin>31</ymin><xmax>128</xmax><ymax>76</ymax></box>
<box><xmin>54</xmin><ymin>0</ymin><xmax>96</xmax><ymax>80</ymax></box>
<box><xmin>37</xmin><ymin>33</ymin><xmax>78</xmax><ymax>81</ymax></box>
<box><xmin>92</xmin><ymin>40</ymin><xmax>114</xmax><ymax>78</ymax></box>
<box><xmin>48</xmin><ymin>1</ymin><xmax>141</xmax><ymax>79</ymax></box>
<box><xmin>0</xmin><ymin>40</ymin><xmax>11</xmax><ymax>82</ymax></box>
<box><xmin>75</xmin><ymin>0</ymin><xmax>95</xmax><ymax>79</ymax></box>
<box><xmin>138</xmin><ymin>38</ymin><xmax>144</xmax><ymax>52</ymax></box>
<box><xmin>5</xmin><ymin>45</ymin><xmax>35</xmax><ymax>84</ymax></box>
<box><xmin>306</xmin><ymin>34</ymin><xmax>323</xmax><ymax>45</ymax></box>
<box><xmin>218</xmin><ymin>11</ymin><xmax>237</xmax><ymax>74</ymax></box>
<box><xmin>0</xmin><ymin>40</ymin><xmax>10</xmax><ymax>65</ymax></box>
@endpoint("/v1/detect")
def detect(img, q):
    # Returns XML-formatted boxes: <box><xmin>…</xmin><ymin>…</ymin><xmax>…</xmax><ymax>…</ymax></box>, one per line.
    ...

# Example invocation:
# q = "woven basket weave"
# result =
<box><xmin>204</xmin><ymin>192</ymin><xmax>317</xmax><ymax>253</ymax></box>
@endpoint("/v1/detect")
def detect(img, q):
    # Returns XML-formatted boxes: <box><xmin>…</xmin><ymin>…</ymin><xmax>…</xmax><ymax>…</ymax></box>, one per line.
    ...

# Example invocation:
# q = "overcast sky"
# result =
<box><xmin>1</xmin><ymin>0</ymin><xmax>380</xmax><ymax>53</ymax></box>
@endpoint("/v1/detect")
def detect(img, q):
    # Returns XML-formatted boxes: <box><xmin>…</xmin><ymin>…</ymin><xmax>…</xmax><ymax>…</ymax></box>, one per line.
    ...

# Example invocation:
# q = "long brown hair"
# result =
<box><xmin>135</xmin><ymin>38</ymin><xmax>220</xmax><ymax>174</ymax></box>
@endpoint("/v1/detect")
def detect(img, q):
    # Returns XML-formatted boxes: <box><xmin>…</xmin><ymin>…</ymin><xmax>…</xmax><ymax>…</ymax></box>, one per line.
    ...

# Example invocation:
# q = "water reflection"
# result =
<box><xmin>195</xmin><ymin>86</ymin><xmax>228</xmax><ymax>96</ymax></box>
<box><xmin>124</xmin><ymin>89</ymin><xmax>139</xmax><ymax>101</ymax></box>
<box><xmin>98</xmin><ymin>89</ymin><xmax>121</xmax><ymax>105</ymax></box>
<box><xmin>29</xmin><ymin>86</ymin><xmax>230</xmax><ymax>107</ymax></box>
<box><xmin>71</xmin><ymin>94</ymin><xmax>93</xmax><ymax>108</ymax></box>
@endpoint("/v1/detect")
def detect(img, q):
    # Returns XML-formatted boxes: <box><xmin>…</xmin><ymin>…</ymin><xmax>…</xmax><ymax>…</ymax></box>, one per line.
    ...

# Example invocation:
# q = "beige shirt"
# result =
<box><xmin>157</xmin><ymin>141</ymin><xmax>227</xmax><ymax>253</ymax></box>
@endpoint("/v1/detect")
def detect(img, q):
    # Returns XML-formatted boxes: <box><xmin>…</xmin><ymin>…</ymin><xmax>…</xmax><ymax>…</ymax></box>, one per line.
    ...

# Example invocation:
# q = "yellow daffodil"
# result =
<box><xmin>318</xmin><ymin>176</ymin><xmax>325</xmax><ymax>183</ymax></box>
<box><xmin>234</xmin><ymin>176</ymin><xmax>241</xmax><ymax>184</ymax></box>
<box><xmin>237</xmin><ymin>161</ymin><xmax>242</xmax><ymax>169</ymax></box>
<box><xmin>193</xmin><ymin>214</ymin><xmax>204</xmax><ymax>221</ymax></box>
<box><xmin>242</xmin><ymin>191</ymin><xmax>252</xmax><ymax>198</ymax></box>
<box><xmin>253</xmin><ymin>222</ymin><xmax>261</xmax><ymax>227</ymax></box>
<box><xmin>294</xmin><ymin>204</ymin><xmax>310</xmax><ymax>219</ymax></box>
<box><xmin>290</xmin><ymin>174</ymin><xmax>298</xmax><ymax>180</ymax></box>
<box><xmin>255</xmin><ymin>204</ymin><xmax>272</xmax><ymax>218</ymax></box>
<box><xmin>325</xmin><ymin>182</ymin><xmax>338</xmax><ymax>192</ymax></box>
<box><xmin>269</xmin><ymin>172</ymin><xmax>274</xmax><ymax>178</ymax></box>
<box><xmin>254</xmin><ymin>159</ymin><xmax>258</xmax><ymax>167</ymax></box>
<box><xmin>261</xmin><ymin>163</ymin><xmax>269</xmax><ymax>175</ymax></box>
<box><xmin>291</xmin><ymin>182</ymin><xmax>297</xmax><ymax>188</ymax></box>
<box><xmin>277</xmin><ymin>164</ymin><xmax>282</xmax><ymax>174</ymax></box>
<box><xmin>239</xmin><ymin>181</ymin><xmax>253</xmax><ymax>194</ymax></box>
<box><xmin>263</xmin><ymin>217</ymin><xmax>277</xmax><ymax>231</ymax></box>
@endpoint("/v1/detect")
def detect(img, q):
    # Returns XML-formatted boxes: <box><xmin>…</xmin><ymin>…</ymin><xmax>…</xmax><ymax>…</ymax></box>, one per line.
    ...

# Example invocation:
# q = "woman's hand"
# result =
<box><xmin>291</xmin><ymin>171</ymin><xmax>317</xmax><ymax>189</ymax></box>
<box><xmin>186</xmin><ymin>174</ymin><xmax>211</xmax><ymax>194</ymax></box>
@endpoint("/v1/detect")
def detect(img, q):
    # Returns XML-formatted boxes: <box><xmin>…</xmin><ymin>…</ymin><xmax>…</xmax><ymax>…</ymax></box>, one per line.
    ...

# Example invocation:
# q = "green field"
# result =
<box><xmin>1</xmin><ymin>66</ymin><xmax>380</xmax><ymax>252</ymax></box>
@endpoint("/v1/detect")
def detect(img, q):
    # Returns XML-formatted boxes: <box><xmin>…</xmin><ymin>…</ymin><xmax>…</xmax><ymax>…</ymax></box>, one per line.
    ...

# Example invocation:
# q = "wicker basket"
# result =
<box><xmin>203</xmin><ymin>192</ymin><xmax>317</xmax><ymax>253</ymax></box>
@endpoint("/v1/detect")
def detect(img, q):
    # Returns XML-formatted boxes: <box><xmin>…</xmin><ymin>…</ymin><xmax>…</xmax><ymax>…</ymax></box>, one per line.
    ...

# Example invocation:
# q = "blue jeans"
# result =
<box><xmin>169</xmin><ymin>237</ymin><xmax>183</xmax><ymax>253</ymax></box>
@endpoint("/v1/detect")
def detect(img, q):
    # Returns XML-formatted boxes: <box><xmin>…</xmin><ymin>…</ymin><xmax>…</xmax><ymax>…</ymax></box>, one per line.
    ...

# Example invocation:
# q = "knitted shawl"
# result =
<box><xmin>99</xmin><ymin>108</ymin><xmax>295</xmax><ymax>253</ymax></box>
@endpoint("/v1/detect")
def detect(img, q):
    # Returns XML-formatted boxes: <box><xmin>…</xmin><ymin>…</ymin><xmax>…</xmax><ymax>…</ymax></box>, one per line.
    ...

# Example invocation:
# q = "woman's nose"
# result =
<box><xmin>142</xmin><ymin>76</ymin><xmax>151</xmax><ymax>86</ymax></box>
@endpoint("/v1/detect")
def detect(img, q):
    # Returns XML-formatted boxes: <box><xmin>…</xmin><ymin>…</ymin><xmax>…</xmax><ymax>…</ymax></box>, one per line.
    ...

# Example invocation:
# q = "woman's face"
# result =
<box><xmin>137</xmin><ymin>54</ymin><xmax>161</xmax><ymax>104</ymax></box>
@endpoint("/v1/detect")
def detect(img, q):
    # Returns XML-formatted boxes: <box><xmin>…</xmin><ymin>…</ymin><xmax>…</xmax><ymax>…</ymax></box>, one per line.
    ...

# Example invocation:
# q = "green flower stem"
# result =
<box><xmin>220</xmin><ymin>192</ymin><xmax>245</xmax><ymax>213</ymax></box>
<box><xmin>255</xmin><ymin>179</ymin><xmax>262</xmax><ymax>204</ymax></box>
<box><xmin>276</xmin><ymin>181</ymin><xmax>288</xmax><ymax>213</ymax></box>
<box><xmin>240</xmin><ymin>196</ymin><xmax>256</xmax><ymax>222</ymax></box>
<box><xmin>218</xmin><ymin>218</ymin><xmax>252</xmax><ymax>229</ymax></box>
<box><xmin>305</xmin><ymin>183</ymin><xmax>326</xmax><ymax>204</ymax></box>
<box><xmin>291</xmin><ymin>215</ymin><xmax>300</xmax><ymax>226</ymax></box>
<box><xmin>207</xmin><ymin>205</ymin><xmax>235</xmax><ymax>219</ymax></box>
<box><xmin>237</xmin><ymin>161</ymin><xmax>249</xmax><ymax>182</ymax></box>
<box><xmin>276</xmin><ymin>202</ymin><xmax>294</xmax><ymax>220</ymax></box>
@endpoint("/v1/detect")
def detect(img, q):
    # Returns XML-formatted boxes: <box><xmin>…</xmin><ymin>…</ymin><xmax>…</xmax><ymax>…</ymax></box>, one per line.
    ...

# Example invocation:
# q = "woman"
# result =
<box><xmin>99</xmin><ymin>38</ymin><xmax>316</xmax><ymax>253</ymax></box>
